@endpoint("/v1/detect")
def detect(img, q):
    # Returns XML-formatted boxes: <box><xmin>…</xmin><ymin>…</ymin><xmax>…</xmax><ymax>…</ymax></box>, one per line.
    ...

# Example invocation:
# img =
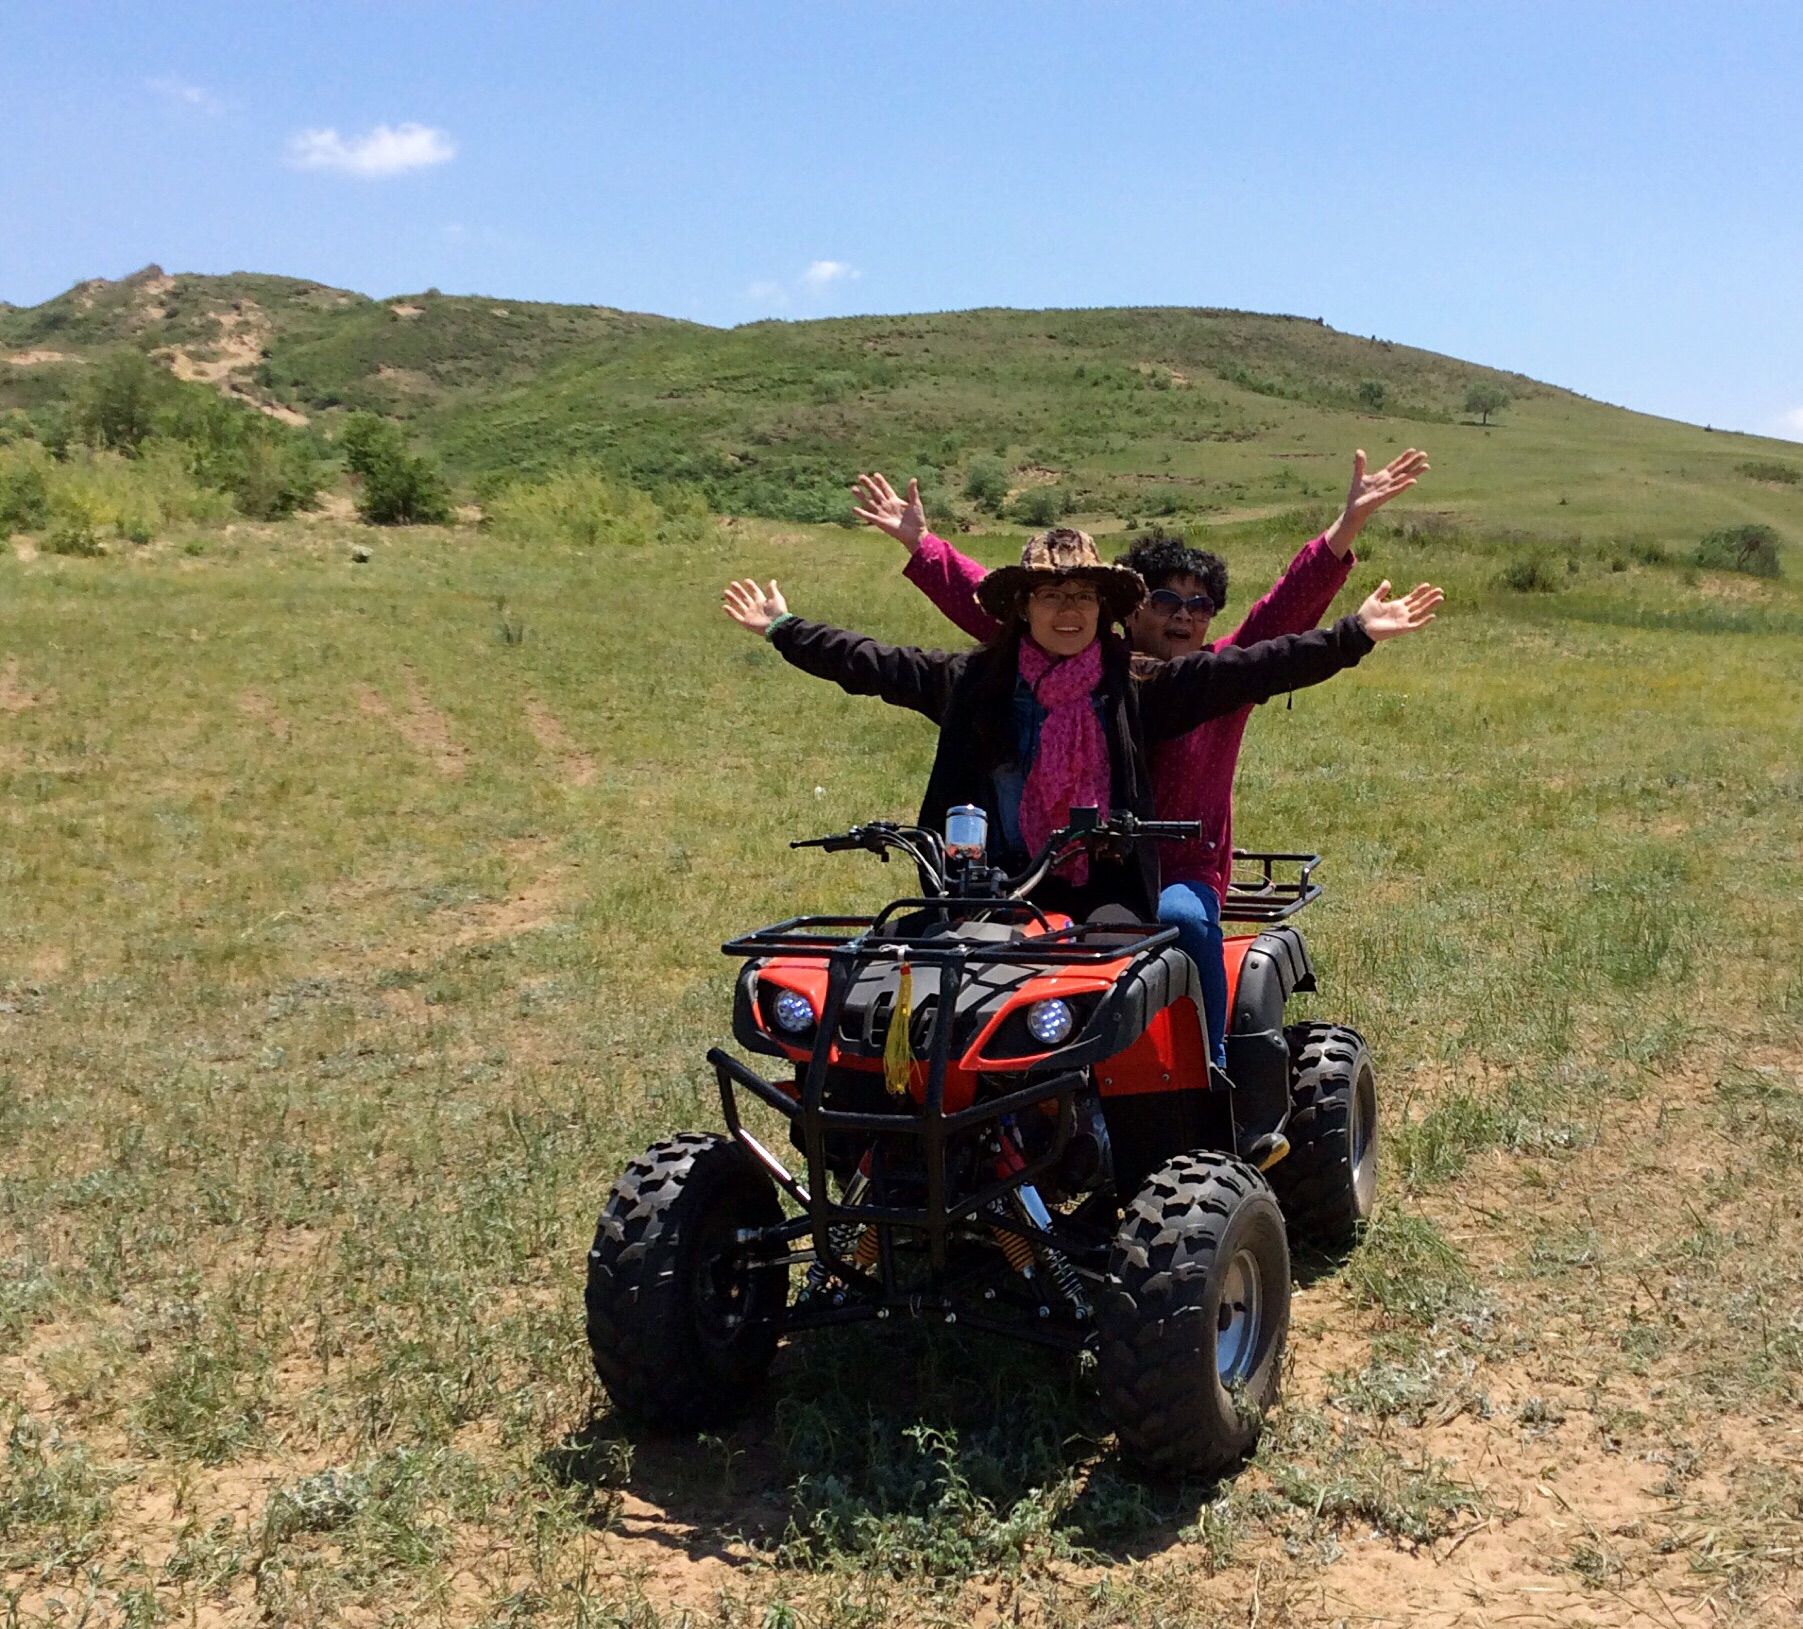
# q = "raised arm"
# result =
<box><xmin>1222</xmin><ymin>448</ymin><xmax>1428</xmax><ymax>649</ymax></box>
<box><xmin>852</xmin><ymin>470</ymin><xmax>1001</xmax><ymax>643</ymax></box>
<box><xmin>1142</xmin><ymin>581</ymin><xmax>1443</xmax><ymax>739</ymax></box>
<box><xmin>722</xmin><ymin>577</ymin><xmax>960</xmax><ymax>723</ymax></box>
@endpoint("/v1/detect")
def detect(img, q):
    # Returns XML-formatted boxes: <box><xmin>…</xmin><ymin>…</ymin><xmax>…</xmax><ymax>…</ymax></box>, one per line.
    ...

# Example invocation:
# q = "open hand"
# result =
<box><xmin>1327</xmin><ymin>448</ymin><xmax>1429</xmax><ymax>555</ymax></box>
<box><xmin>1356</xmin><ymin>580</ymin><xmax>1443</xmax><ymax>642</ymax></box>
<box><xmin>851</xmin><ymin>471</ymin><xmax>926</xmax><ymax>552</ymax></box>
<box><xmin>722</xmin><ymin>578</ymin><xmax>789</xmax><ymax>635</ymax></box>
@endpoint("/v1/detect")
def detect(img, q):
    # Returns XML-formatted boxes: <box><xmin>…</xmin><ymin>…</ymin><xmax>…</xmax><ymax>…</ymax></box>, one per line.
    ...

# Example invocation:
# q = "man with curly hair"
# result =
<box><xmin>852</xmin><ymin>449</ymin><xmax>1428</xmax><ymax>1071</ymax></box>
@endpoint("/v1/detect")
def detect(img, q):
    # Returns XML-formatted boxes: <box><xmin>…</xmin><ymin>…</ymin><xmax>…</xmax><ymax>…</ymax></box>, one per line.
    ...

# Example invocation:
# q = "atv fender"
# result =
<box><xmin>1090</xmin><ymin>947</ymin><xmax>1235</xmax><ymax>1195</ymax></box>
<box><xmin>1225</xmin><ymin>927</ymin><xmax>1317</xmax><ymax>1146</ymax></box>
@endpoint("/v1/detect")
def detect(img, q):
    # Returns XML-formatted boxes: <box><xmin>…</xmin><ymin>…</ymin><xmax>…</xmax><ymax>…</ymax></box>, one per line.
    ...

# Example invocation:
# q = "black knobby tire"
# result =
<box><xmin>586</xmin><ymin>1133</ymin><xmax>787</xmax><ymax>1430</ymax></box>
<box><xmin>1269</xmin><ymin>1023</ymin><xmax>1377</xmax><ymax>1249</ymax></box>
<box><xmin>1096</xmin><ymin>1152</ymin><xmax>1290</xmax><ymax>1477</ymax></box>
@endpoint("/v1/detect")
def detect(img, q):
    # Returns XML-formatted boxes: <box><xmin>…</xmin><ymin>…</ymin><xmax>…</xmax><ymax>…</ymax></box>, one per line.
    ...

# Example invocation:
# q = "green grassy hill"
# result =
<box><xmin>5</xmin><ymin>266</ymin><xmax>1803</xmax><ymax>554</ymax></box>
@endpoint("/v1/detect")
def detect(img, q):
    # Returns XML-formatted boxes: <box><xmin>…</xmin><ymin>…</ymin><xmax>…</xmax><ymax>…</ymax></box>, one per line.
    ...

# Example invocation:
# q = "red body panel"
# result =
<box><xmin>1223</xmin><ymin>933</ymin><xmax>1256</xmax><ymax>1013</ymax></box>
<box><xmin>746</xmin><ymin>920</ymin><xmax>1259</xmax><ymax>1112</ymax></box>
<box><xmin>1093</xmin><ymin>996</ymin><xmax>1210</xmax><ymax>1097</ymax></box>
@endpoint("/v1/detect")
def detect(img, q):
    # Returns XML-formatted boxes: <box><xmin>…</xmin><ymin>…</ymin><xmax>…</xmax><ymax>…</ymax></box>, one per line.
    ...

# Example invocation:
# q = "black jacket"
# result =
<box><xmin>768</xmin><ymin>613</ymin><xmax>1375</xmax><ymax>918</ymax></box>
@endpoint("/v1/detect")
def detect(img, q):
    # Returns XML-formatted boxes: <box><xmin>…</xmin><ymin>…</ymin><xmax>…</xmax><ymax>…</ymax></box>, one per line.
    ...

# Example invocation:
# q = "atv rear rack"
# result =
<box><xmin>1223</xmin><ymin>850</ymin><xmax>1322</xmax><ymax>923</ymax></box>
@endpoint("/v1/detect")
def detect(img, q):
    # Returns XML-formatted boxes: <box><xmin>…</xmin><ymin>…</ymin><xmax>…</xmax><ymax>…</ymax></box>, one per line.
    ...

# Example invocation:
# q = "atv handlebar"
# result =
<box><xmin>791</xmin><ymin>809</ymin><xmax>1202</xmax><ymax>905</ymax></box>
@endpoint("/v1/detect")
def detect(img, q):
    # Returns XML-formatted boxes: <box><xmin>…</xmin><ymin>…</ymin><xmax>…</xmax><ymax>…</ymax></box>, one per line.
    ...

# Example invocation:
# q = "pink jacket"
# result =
<box><xmin>902</xmin><ymin>532</ymin><xmax>1353</xmax><ymax>902</ymax></box>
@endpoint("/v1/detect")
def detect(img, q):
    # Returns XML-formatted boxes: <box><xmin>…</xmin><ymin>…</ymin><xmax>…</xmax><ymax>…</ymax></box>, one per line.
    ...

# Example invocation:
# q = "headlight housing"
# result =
<box><xmin>1024</xmin><ymin>998</ymin><xmax>1075</xmax><ymax>1047</ymax></box>
<box><xmin>770</xmin><ymin>988</ymin><xmax>816</xmax><ymax>1035</ymax></box>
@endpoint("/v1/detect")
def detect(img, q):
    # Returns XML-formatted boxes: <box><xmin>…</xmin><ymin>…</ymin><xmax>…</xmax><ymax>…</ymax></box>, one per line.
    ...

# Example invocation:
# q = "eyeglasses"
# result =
<box><xmin>1028</xmin><ymin>585</ymin><xmax>1100</xmax><ymax>611</ymax></box>
<box><xmin>1147</xmin><ymin>588</ymin><xmax>1216</xmax><ymax>616</ymax></box>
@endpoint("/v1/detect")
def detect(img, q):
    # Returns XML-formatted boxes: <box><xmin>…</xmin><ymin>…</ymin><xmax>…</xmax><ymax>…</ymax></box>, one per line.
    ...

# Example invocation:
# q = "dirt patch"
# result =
<box><xmin>0</xmin><ymin>655</ymin><xmax>51</xmax><ymax>711</ymax></box>
<box><xmin>158</xmin><ymin>303</ymin><xmax>309</xmax><ymax>427</ymax></box>
<box><xmin>356</xmin><ymin>675</ymin><xmax>466</xmax><ymax>777</ymax></box>
<box><xmin>390</xmin><ymin>303</ymin><xmax>424</xmax><ymax>319</ymax></box>
<box><xmin>1694</xmin><ymin>572</ymin><xmax>1777</xmax><ymax>604</ymax></box>
<box><xmin>374</xmin><ymin>363</ymin><xmax>433</xmax><ymax>392</ymax></box>
<box><xmin>3</xmin><ymin>348</ymin><xmax>81</xmax><ymax>367</ymax></box>
<box><xmin>300</xmin><ymin>491</ymin><xmax>359</xmax><ymax>525</ymax></box>
<box><xmin>238</xmin><ymin>688</ymin><xmax>290</xmax><ymax>741</ymax></box>
<box><xmin>10</xmin><ymin>535</ymin><xmax>39</xmax><ymax>562</ymax></box>
<box><xmin>523</xmin><ymin>699</ymin><xmax>597</xmax><ymax>787</ymax></box>
<box><xmin>452</xmin><ymin>863</ymin><xmax>566</xmax><ymax>947</ymax></box>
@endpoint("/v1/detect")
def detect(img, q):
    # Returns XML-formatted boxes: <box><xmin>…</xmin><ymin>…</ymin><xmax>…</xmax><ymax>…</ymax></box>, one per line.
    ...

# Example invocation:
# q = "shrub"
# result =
<box><xmin>1496</xmin><ymin>555</ymin><xmax>1560</xmax><ymax>593</ymax></box>
<box><xmin>0</xmin><ymin>445</ymin><xmax>52</xmax><ymax>535</ymax></box>
<box><xmin>73</xmin><ymin>350</ymin><xmax>168</xmax><ymax>454</ymax></box>
<box><xmin>1009</xmin><ymin>486</ymin><xmax>1067</xmax><ymax>527</ymax></box>
<box><xmin>229</xmin><ymin>432</ymin><xmax>323</xmax><ymax>521</ymax></box>
<box><xmin>1358</xmin><ymin>379</ymin><xmax>1388</xmax><ymax>410</ymax></box>
<box><xmin>1737</xmin><ymin>459</ymin><xmax>1798</xmax><ymax>485</ymax></box>
<box><xmin>44</xmin><ymin>516</ymin><xmax>104</xmax><ymax>557</ymax></box>
<box><xmin>963</xmin><ymin>457</ymin><xmax>1009</xmax><ymax>513</ymax></box>
<box><xmin>483</xmin><ymin>467</ymin><xmax>709</xmax><ymax>549</ymax></box>
<box><xmin>167</xmin><ymin>395</ymin><xmax>322</xmax><ymax>519</ymax></box>
<box><xmin>47</xmin><ymin>443</ymin><xmax>232</xmax><ymax>537</ymax></box>
<box><xmin>1694</xmin><ymin>523</ymin><xmax>1783</xmax><ymax>579</ymax></box>
<box><xmin>338</xmin><ymin>414</ymin><xmax>453</xmax><ymax>526</ymax></box>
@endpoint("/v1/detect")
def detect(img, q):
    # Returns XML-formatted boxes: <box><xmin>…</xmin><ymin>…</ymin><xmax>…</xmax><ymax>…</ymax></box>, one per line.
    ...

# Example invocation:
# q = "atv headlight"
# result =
<box><xmin>770</xmin><ymin>989</ymin><xmax>816</xmax><ymax>1035</ymax></box>
<box><xmin>1024</xmin><ymin>998</ymin><xmax>1075</xmax><ymax>1047</ymax></box>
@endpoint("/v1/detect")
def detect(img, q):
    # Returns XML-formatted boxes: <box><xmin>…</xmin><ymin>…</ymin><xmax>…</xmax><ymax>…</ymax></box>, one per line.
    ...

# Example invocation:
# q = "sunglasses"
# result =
<box><xmin>1147</xmin><ymin>588</ymin><xmax>1216</xmax><ymax>616</ymax></box>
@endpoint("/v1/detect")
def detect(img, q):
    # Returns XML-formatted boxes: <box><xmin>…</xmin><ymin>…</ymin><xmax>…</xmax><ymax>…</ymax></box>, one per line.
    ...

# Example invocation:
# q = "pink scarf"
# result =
<box><xmin>1017</xmin><ymin>639</ymin><xmax>1111</xmax><ymax>884</ymax></box>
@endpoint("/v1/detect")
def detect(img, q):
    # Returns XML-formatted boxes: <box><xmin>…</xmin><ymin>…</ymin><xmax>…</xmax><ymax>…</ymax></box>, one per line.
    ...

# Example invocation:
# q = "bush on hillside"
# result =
<box><xmin>1008</xmin><ymin>486</ymin><xmax>1068</xmax><ymax>527</ymax></box>
<box><xmin>73</xmin><ymin>350</ymin><xmax>170</xmax><ymax>454</ymax></box>
<box><xmin>1496</xmin><ymin>555</ymin><xmax>1560</xmax><ymax>593</ymax></box>
<box><xmin>0</xmin><ymin>439</ymin><xmax>233</xmax><ymax>544</ymax></box>
<box><xmin>484</xmin><ymin>467</ymin><xmax>710</xmax><ymax>549</ymax></box>
<box><xmin>1693</xmin><ymin>523</ymin><xmax>1782</xmax><ymax>579</ymax></box>
<box><xmin>338</xmin><ymin>413</ymin><xmax>453</xmax><ymax>526</ymax></box>
<box><xmin>963</xmin><ymin>457</ymin><xmax>1008</xmax><ymax>514</ymax></box>
<box><xmin>167</xmin><ymin>394</ymin><xmax>323</xmax><ymax>519</ymax></box>
<box><xmin>1736</xmin><ymin>459</ymin><xmax>1798</xmax><ymax>485</ymax></box>
<box><xmin>44</xmin><ymin>516</ymin><xmax>104</xmax><ymax>557</ymax></box>
<box><xmin>0</xmin><ymin>444</ymin><xmax>52</xmax><ymax>535</ymax></box>
<box><xmin>1358</xmin><ymin>379</ymin><xmax>1388</xmax><ymax>410</ymax></box>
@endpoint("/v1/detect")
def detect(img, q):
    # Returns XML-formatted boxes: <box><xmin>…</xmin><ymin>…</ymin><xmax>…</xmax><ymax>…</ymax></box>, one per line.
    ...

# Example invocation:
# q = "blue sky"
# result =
<box><xmin>4</xmin><ymin>1</ymin><xmax>1799</xmax><ymax>440</ymax></box>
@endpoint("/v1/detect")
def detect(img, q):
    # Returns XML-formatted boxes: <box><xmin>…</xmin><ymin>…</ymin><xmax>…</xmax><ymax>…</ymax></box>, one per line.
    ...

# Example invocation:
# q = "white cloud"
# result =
<box><xmin>286</xmin><ymin>122</ymin><xmax>456</xmax><ymax>179</ymax></box>
<box><xmin>801</xmin><ymin>259</ymin><xmax>858</xmax><ymax>290</ymax></box>
<box><xmin>148</xmin><ymin>76</ymin><xmax>222</xmax><ymax>114</ymax></box>
<box><xmin>745</xmin><ymin>261</ymin><xmax>861</xmax><ymax>309</ymax></box>
<box><xmin>1776</xmin><ymin>406</ymin><xmax>1803</xmax><ymax>443</ymax></box>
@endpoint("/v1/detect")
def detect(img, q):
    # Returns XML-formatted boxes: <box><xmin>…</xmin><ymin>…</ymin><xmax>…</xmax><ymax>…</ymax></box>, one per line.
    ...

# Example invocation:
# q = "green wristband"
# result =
<box><xmin>763</xmin><ymin>612</ymin><xmax>798</xmax><ymax>641</ymax></box>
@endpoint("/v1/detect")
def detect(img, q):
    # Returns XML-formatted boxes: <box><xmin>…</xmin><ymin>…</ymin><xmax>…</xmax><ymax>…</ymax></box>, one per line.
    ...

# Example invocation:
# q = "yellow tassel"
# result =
<box><xmin>883</xmin><ymin>956</ymin><xmax>913</xmax><ymax>1098</ymax></box>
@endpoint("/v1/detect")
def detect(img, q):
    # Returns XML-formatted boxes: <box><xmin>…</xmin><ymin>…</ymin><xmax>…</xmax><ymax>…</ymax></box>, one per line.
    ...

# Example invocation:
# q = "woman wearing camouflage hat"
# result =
<box><xmin>722</xmin><ymin>526</ymin><xmax>1440</xmax><ymax>922</ymax></box>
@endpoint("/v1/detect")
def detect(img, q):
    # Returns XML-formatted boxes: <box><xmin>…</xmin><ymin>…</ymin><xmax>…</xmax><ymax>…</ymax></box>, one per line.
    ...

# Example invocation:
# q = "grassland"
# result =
<box><xmin>2</xmin><ymin>481</ymin><xmax>1800</xmax><ymax>1625</ymax></box>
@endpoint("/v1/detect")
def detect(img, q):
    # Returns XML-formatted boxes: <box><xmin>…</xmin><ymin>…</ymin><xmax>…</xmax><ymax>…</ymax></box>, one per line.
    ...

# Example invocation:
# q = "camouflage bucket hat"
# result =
<box><xmin>975</xmin><ymin>527</ymin><xmax>1147</xmax><ymax>623</ymax></box>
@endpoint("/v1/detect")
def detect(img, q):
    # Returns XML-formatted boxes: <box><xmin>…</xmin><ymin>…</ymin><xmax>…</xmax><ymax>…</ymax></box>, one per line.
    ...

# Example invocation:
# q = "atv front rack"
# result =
<box><xmin>1222</xmin><ymin>850</ymin><xmax>1322</xmax><ymax>923</ymax></box>
<box><xmin>707</xmin><ymin>904</ymin><xmax>1178</xmax><ymax>1343</ymax></box>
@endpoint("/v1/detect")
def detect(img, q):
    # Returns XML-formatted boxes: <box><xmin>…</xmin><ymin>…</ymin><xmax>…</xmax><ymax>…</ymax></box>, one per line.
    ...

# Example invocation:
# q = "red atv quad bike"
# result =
<box><xmin>586</xmin><ymin>808</ymin><xmax>1377</xmax><ymax>1476</ymax></box>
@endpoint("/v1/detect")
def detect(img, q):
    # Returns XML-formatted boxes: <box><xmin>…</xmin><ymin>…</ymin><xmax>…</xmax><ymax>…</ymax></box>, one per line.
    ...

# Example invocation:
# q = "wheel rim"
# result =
<box><xmin>1216</xmin><ymin>1247</ymin><xmax>1266</xmax><ymax>1383</ymax></box>
<box><xmin>691</xmin><ymin>1211</ymin><xmax>766</xmax><ymax>1351</ymax></box>
<box><xmin>1350</xmin><ymin>1060</ymin><xmax>1378</xmax><ymax>1213</ymax></box>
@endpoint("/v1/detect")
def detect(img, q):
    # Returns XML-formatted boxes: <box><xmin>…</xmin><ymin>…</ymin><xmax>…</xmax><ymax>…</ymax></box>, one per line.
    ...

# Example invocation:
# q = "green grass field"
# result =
<box><xmin>3</xmin><ymin>490</ymin><xmax>1800</xmax><ymax>1625</ymax></box>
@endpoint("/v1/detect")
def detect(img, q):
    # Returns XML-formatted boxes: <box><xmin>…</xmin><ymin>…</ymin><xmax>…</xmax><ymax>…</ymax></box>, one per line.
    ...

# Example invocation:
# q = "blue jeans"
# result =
<box><xmin>1159</xmin><ymin>881</ymin><xmax>1228</xmax><ymax>1070</ymax></box>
